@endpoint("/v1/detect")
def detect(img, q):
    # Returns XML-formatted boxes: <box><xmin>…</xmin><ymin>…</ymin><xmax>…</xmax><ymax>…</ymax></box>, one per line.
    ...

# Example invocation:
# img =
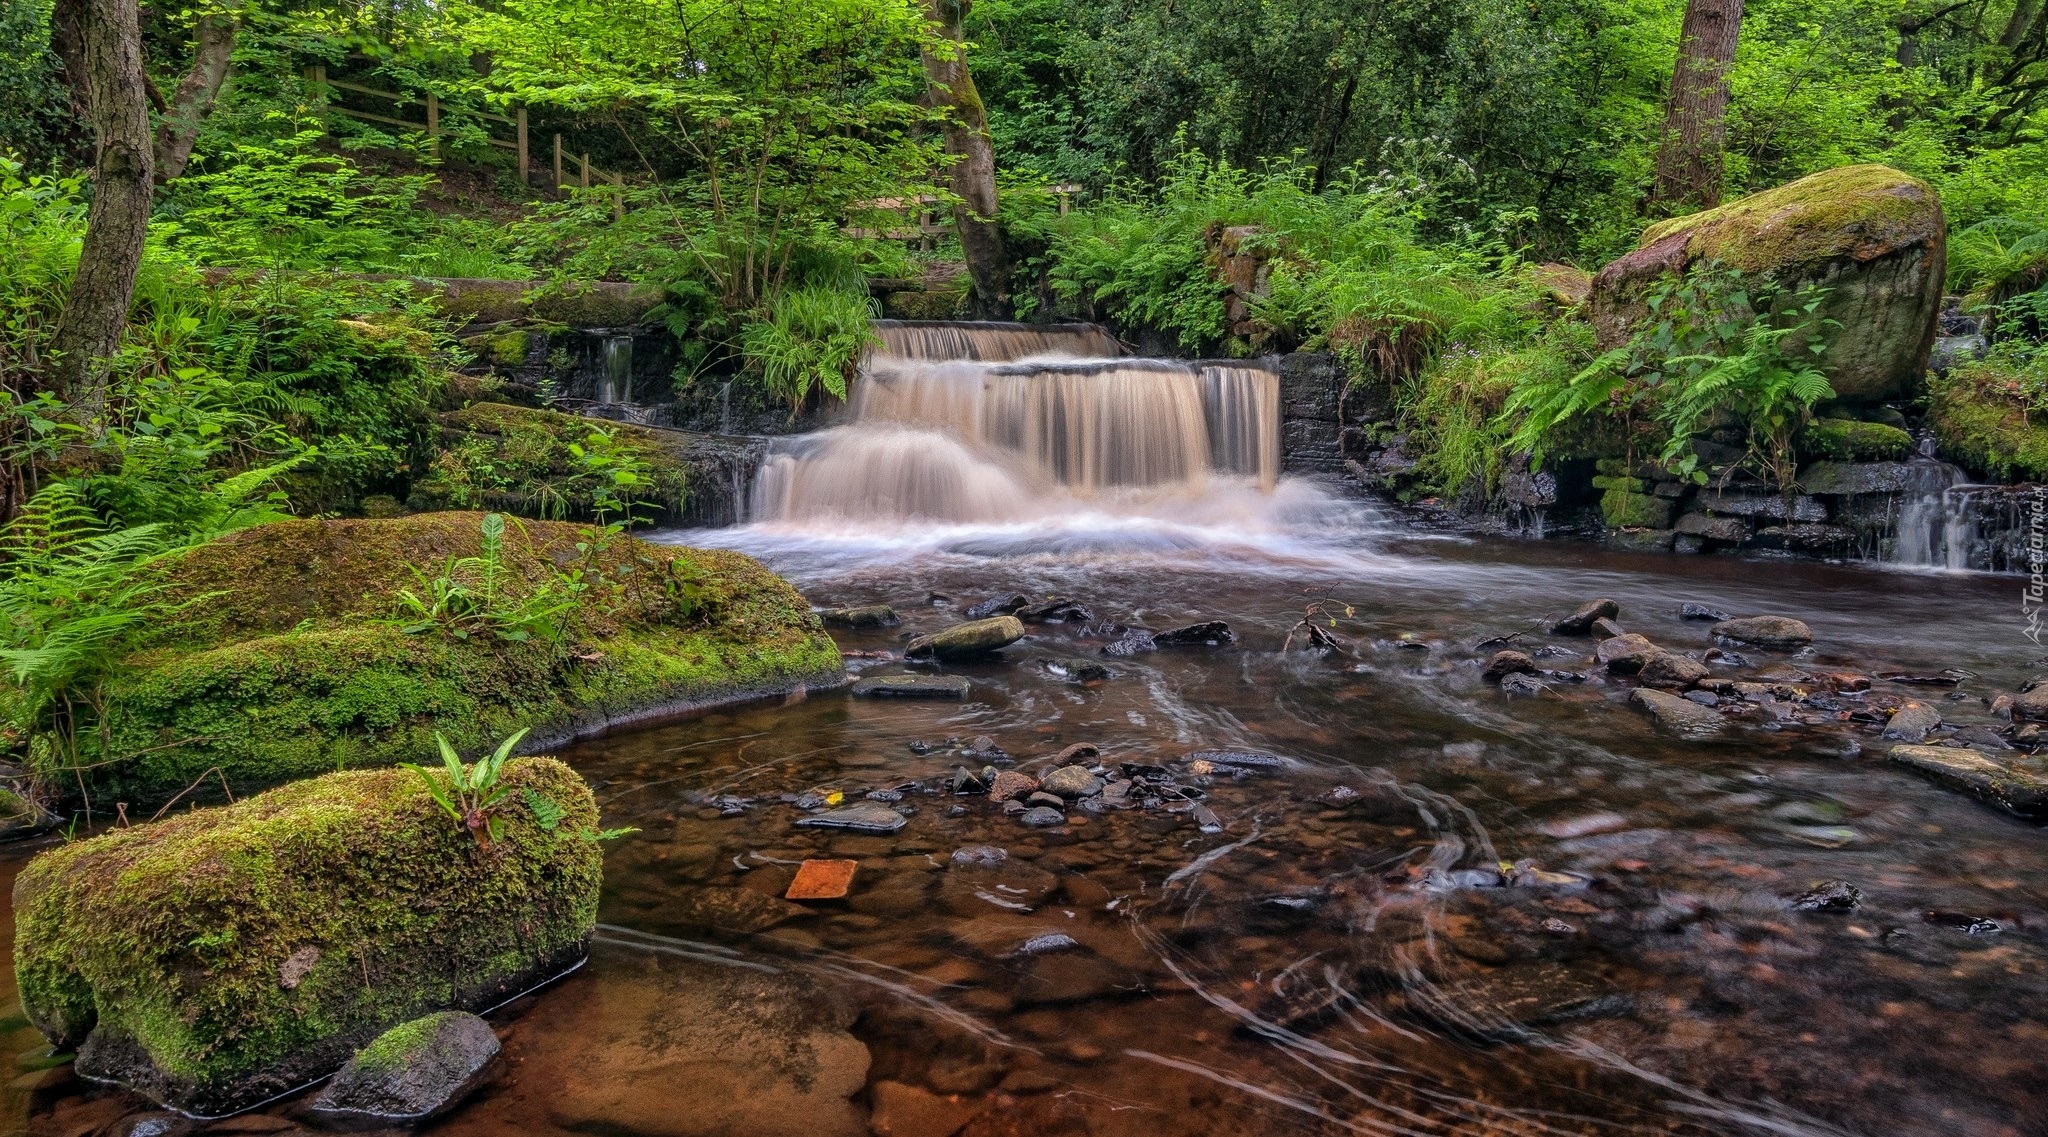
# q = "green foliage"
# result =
<box><xmin>1505</xmin><ymin>264</ymin><xmax>1834</xmax><ymax>495</ymax></box>
<box><xmin>402</xmin><ymin>727</ymin><xmax>528</xmax><ymax>847</ymax></box>
<box><xmin>740</xmin><ymin>286</ymin><xmax>878</xmax><ymax>410</ymax></box>
<box><xmin>1397</xmin><ymin>324</ymin><xmax>1597</xmax><ymax>501</ymax></box>
<box><xmin>393</xmin><ymin>513</ymin><xmax>584</xmax><ymax>645</ymax></box>
<box><xmin>415</xmin><ymin>404</ymin><xmax>690</xmax><ymax>525</ymax></box>
<box><xmin>1928</xmin><ymin>347</ymin><xmax>2048</xmax><ymax>481</ymax></box>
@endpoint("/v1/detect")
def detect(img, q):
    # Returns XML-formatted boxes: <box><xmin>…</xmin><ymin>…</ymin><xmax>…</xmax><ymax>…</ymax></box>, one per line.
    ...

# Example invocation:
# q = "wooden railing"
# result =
<box><xmin>302</xmin><ymin>64</ymin><xmax>623</xmax><ymax>214</ymax></box>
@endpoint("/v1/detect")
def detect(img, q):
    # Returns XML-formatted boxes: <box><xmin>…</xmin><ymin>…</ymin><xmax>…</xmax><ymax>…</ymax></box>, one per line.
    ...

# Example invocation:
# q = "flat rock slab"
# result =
<box><xmin>1710</xmin><ymin>615</ymin><xmax>1814</xmax><ymax>648</ymax></box>
<box><xmin>905</xmin><ymin>616</ymin><xmax>1025</xmax><ymax>661</ymax></box>
<box><xmin>1419</xmin><ymin>962</ymin><xmax>1631</xmax><ymax>1041</ymax></box>
<box><xmin>1630</xmin><ymin>689</ymin><xmax>1726</xmax><ymax>739</ymax></box>
<box><xmin>794</xmin><ymin>804</ymin><xmax>908</xmax><ymax>834</ymax></box>
<box><xmin>1888</xmin><ymin>745</ymin><xmax>2048</xmax><ymax>819</ymax></box>
<box><xmin>785</xmin><ymin>860</ymin><xmax>859</xmax><ymax>901</ymax></box>
<box><xmin>1184</xmin><ymin>750</ymin><xmax>1287</xmax><ymax>770</ymax></box>
<box><xmin>541</xmin><ymin>944</ymin><xmax>869</xmax><ymax>1137</ymax></box>
<box><xmin>818</xmin><ymin>605</ymin><xmax>899</xmax><ymax>629</ymax></box>
<box><xmin>312</xmin><ymin>1011</ymin><xmax>499</xmax><ymax>1124</ymax></box>
<box><xmin>851</xmin><ymin>674</ymin><xmax>970</xmax><ymax>699</ymax></box>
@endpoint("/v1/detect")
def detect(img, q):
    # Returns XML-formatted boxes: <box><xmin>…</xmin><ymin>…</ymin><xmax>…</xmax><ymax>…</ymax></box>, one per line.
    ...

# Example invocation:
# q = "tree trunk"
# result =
<box><xmin>47</xmin><ymin>0</ymin><xmax>153</xmax><ymax>414</ymax></box>
<box><xmin>921</xmin><ymin>0</ymin><xmax>1007</xmax><ymax>317</ymax></box>
<box><xmin>1653</xmin><ymin>0</ymin><xmax>1745</xmax><ymax>210</ymax></box>
<box><xmin>154</xmin><ymin>12</ymin><xmax>237</xmax><ymax>183</ymax></box>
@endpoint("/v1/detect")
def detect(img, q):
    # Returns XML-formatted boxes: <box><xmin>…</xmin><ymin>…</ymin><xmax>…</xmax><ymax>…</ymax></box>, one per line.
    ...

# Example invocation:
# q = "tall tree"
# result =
<box><xmin>922</xmin><ymin>0</ymin><xmax>1007</xmax><ymax>316</ymax></box>
<box><xmin>1653</xmin><ymin>0</ymin><xmax>1744</xmax><ymax>210</ymax></box>
<box><xmin>47</xmin><ymin>0</ymin><xmax>154</xmax><ymax>413</ymax></box>
<box><xmin>152</xmin><ymin>5</ymin><xmax>240</xmax><ymax>183</ymax></box>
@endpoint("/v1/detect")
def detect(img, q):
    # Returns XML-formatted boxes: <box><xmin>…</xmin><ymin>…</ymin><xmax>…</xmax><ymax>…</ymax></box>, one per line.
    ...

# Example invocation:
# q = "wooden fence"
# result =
<box><xmin>303</xmin><ymin>64</ymin><xmax>623</xmax><ymax>215</ymax></box>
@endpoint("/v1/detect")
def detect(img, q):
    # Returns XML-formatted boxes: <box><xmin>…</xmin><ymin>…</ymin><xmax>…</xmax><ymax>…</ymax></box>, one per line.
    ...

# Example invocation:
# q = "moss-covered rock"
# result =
<box><xmin>1928</xmin><ymin>361</ymin><xmax>2048</xmax><ymax>482</ymax></box>
<box><xmin>883</xmin><ymin>288</ymin><xmax>971</xmax><ymax>321</ymax></box>
<box><xmin>413</xmin><ymin>403</ymin><xmax>694</xmax><ymax>522</ymax></box>
<box><xmin>78</xmin><ymin>513</ymin><xmax>841</xmax><ymax>802</ymax></box>
<box><xmin>15</xmin><ymin>759</ymin><xmax>600</xmax><ymax>1115</ymax></box>
<box><xmin>1601</xmin><ymin>488</ymin><xmax>1674</xmax><ymax>529</ymax></box>
<box><xmin>1799</xmin><ymin>417</ymin><xmax>1913</xmax><ymax>462</ymax></box>
<box><xmin>1589</xmin><ymin>165</ymin><xmax>1945</xmax><ymax>402</ymax></box>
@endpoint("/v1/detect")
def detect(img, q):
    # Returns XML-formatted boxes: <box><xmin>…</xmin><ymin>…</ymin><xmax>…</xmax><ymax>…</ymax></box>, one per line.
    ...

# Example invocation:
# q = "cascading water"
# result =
<box><xmin>1891</xmin><ymin>459</ymin><xmax>1978</xmax><ymax>569</ymax></box>
<box><xmin>598</xmin><ymin>334</ymin><xmax>634</xmax><ymax>404</ymax></box>
<box><xmin>746</xmin><ymin>321</ymin><xmax>1298</xmax><ymax>540</ymax></box>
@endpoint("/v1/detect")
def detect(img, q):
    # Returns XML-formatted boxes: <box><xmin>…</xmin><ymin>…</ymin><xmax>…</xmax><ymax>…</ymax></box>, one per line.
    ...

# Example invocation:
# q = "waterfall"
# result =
<box><xmin>747</xmin><ymin>320</ymin><xmax>1282</xmax><ymax>525</ymax></box>
<box><xmin>599</xmin><ymin>335</ymin><xmax>634</xmax><ymax>404</ymax></box>
<box><xmin>1890</xmin><ymin>459</ymin><xmax>1978</xmax><ymax>569</ymax></box>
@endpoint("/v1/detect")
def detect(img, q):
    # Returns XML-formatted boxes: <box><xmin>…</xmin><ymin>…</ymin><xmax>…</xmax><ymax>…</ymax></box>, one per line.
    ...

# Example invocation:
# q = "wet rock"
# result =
<box><xmin>1631</xmin><ymin>689</ymin><xmax>1726</xmax><ymax>738</ymax></box>
<box><xmin>1018</xmin><ymin>597</ymin><xmax>1093</xmax><ymax>623</ymax></box>
<box><xmin>1683</xmin><ymin>690</ymin><xmax>1719</xmax><ymax>706</ymax></box>
<box><xmin>1887</xmin><ymin>744</ymin><xmax>2048</xmax><ymax>819</ymax></box>
<box><xmin>950</xmin><ymin>845</ymin><xmax>1008</xmax><ymax>867</ymax></box>
<box><xmin>1674</xmin><ymin>513</ymin><xmax>1750</xmax><ymax>542</ymax></box>
<box><xmin>905</xmin><ymin>616</ymin><xmax>1026</xmax><ymax>661</ymax></box>
<box><xmin>1638</xmin><ymin>652</ymin><xmax>1708</xmax><ymax>690</ymax></box>
<box><xmin>818</xmin><ymin>605</ymin><xmax>899</xmax><ymax>629</ymax></box>
<box><xmin>546</xmin><ymin>945</ymin><xmax>869</xmax><ymax>1137</ymax></box>
<box><xmin>1099</xmin><ymin>631</ymin><xmax>1157</xmax><ymax>657</ymax></box>
<box><xmin>1483</xmin><ymin>651</ymin><xmax>1538</xmax><ymax>682</ymax></box>
<box><xmin>2008</xmin><ymin>677</ymin><xmax>2048</xmax><ymax>722</ymax></box>
<box><xmin>1789</xmin><ymin>880</ymin><xmax>1863</xmax><ymax>912</ymax></box>
<box><xmin>1051</xmin><ymin>658</ymin><xmax>1112</xmax><ymax>683</ymax></box>
<box><xmin>1183</xmin><ymin>749</ymin><xmax>1286</xmax><ymax>770</ymax></box>
<box><xmin>1596</xmin><ymin>634</ymin><xmax>1662</xmax><ymax>674</ymax></box>
<box><xmin>1018</xmin><ymin>806</ymin><xmax>1066</xmax><ymax>828</ymax></box>
<box><xmin>1552</xmin><ymin>599</ymin><xmax>1619</xmax><ymax>635</ymax></box>
<box><xmin>1798</xmin><ymin>461</ymin><xmax>1917</xmax><ymax>495</ymax></box>
<box><xmin>1154</xmin><ymin>621</ymin><xmax>1235</xmax><ymax>647</ymax></box>
<box><xmin>671</xmin><ymin>888</ymin><xmax>810</xmax><ymax>935</ymax></box>
<box><xmin>1539</xmin><ymin>917</ymin><xmax>1576</xmax><ymax>936</ymax></box>
<box><xmin>851</xmin><ymin>674</ymin><xmax>970</xmax><ymax>699</ymax></box>
<box><xmin>964</xmin><ymin>594</ymin><xmax>1029</xmax><ymax>619</ymax></box>
<box><xmin>1881</xmin><ymin>700</ymin><xmax>1942</xmax><ymax>742</ymax></box>
<box><xmin>1054</xmin><ymin>742</ymin><xmax>1100</xmax><ymax>763</ymax></box>
<box><xmin>1500</xmin><ymin>673</ymin><xmax>1547</xmax><ymax>698</ymax></box>
<box><xmin>988</xmin><ymin>771</ymin><xmax>1039</xmax><ymax>803</ymax></box>
<box><xmin>1041</xmin><ymin>766</ymin><xmax>1105</xmax><ymax>799</ymax></box>
<box><xmin>793</xmin><ymin>804</ymin><xmax>907</xmax><ymax>834</ymax></box>
<box><xmin>1590</xmin><ymin>617</ymin><xmax>1628</xmax><ymax>639</ymax></box>
<box><xmin>1025</xmin><ymin>791</ymin><xmax>1066</xmax><ymax>810</ymax></box>
<box><xmin>1680</xmin><ymin>602</ymin><xmax>1732</xmax><ymax>621</ymax></box>
<box><xmin>105</xmin><ymin>1112</ymin><xmax>192</xmax><ymax>1137</ymax></box>
<box><xmin>311</xmin><ymin>1011</ymin><xmax>499</xmax><ymax>1124</ymax></box>
<box><xmin>1694</xmin><ymin>489</ymin><xmax>1829</xmax><ymax>522</ymax></box>
<box><xmin>1703</xmin><ymin>647</ymin><xmax>1750</xmax><ymax>667</ymax></box>
<box><xmin>1710</xmin><ymin>615</ymin><xmax>1813</xmax><ymax>649</ymax></box>
<box><xmin>1923</xmin><ymin>911</ymin><xmax>2001</xmax><ymax>934</ymax></box>
<box><xmin>869</xmin><ymin>1080</ymin><xmax>983</xmax><ymax>1137</ymax></box>
<box><xmin>949</xmin><ymin>767</ymin><xmax>988</xmax><ymax>795</ymax></box>
<box><xmin>959</xmin><ymin>735</ymin><xmax>1006</xmax><ymax>761</ymax></box>
<box><xmin>1013</xmin><ymin>933</ymin><xmax>1082</xmax><ymax>957</ymax></box>
<box><xmin>1413</xmin><ymin>961</ymin><xmax>1630</xmax><ymax>1041</ymax></box>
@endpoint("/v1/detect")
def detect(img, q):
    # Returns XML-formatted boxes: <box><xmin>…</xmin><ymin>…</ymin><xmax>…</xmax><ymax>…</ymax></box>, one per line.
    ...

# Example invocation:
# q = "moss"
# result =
<box><xmin>13</xmin><ymin>759</ymin><xmax>600</xmax><ymax>1115</ymax></box>
<box><xmin>1798</xmin><ymin>417</ymin><xmax>1912</xmax><ymax>462</ymax></box>
<box><xmin>412</xmin><ymin>403</ymin><xmax>692</xmax><ymax>522</ymax></box>
<box><xmin>885</xmin><ymin>289</ymin><xmax>972</xmax><ymax>321</ymax></box>
<box><xmin>1590</xmin><ymin>474</ymin><xmax>1648</xmax><ymax>492</ymax></box>
<box><xmin>1927</xmin><ymin>361</ymin><xmax>2048</xmax><ymax>482</ymax></box>
<box><xmin>1602</xmin><ymin>488</ymin><xmax>1674</xmax><ymax>529</ymax></box>
<box><xmin>352</xmin><ymin>1010</ymin><xmax>465</xmax><ymax>1075</ymax></box>
<box><xmin>478</xmin><ymin>330</ymin><xmax>532</xmax><ymax>365</ymax></box>
<box><xmin>75</xmin><ymin>513</ymin><xmax>840</xmax><ymax>802</ymax></box>
<box><xmin>1640</xmin><ymin>165</ymin><xmax>1940</xmax><ymax>274</ymax></box>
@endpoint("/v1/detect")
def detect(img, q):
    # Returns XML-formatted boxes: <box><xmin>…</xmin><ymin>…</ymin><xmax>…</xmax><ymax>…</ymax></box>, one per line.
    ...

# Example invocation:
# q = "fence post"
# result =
<box><xmin>553</xmin><ymin>134</ymin><xmax>564</xmax><ymax>189</ymax></box>
<box><xmin>580</xmin><ymin>154</ymin><xmax>591</xmax><ymax>189</ymax></box>
<box><xmin>515</xmin><ymin>108</ymin><xmax>529</xmax><ymax>188</ymax></box>
<box><xmin>611</xmin><ymin>170</ymin><xmax>624</xmax><ymax>219</ymax></box>
<box><xmin>425</xmin><ymin>93</ymin><xmax>440</xmax><ymax>158</ymax></box>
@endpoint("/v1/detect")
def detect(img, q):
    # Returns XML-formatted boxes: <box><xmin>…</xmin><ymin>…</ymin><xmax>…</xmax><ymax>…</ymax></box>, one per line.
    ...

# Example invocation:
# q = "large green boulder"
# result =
<box><xmin>78</xmin><ymin>513</ymin><xmax>842</xmax><ymax>802</ymax></box>
<box><xmin>1589</xmin><ymin>165</ymin><xmax>1945</xmax><ymax>402</ymax></box>
<box><xmin>14</xmin><ymin>759</ymin><xmax>601</xmax><ymax>1115</ymax></box>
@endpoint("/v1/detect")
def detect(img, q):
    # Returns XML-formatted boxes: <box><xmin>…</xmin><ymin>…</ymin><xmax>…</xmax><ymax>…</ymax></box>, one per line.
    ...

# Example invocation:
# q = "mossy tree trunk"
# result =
<box><xmin>921</xmin><ymin>0</ymin><xmax>1008</xmax><ymax>318</ymax></box>
<box><xmin>1653</xmin><ymin>0</ymin><xmax>1744</xmax><ymax>211</ymax></box>
<box><xmin>47</xmin><ymin>0</ymin><xmax>153</xmax><ymax>415</ymax></box>
<box><xmin>153</xmin><ymin>8</ymin><xmax>239</xmax><ymax>183</ymax></box>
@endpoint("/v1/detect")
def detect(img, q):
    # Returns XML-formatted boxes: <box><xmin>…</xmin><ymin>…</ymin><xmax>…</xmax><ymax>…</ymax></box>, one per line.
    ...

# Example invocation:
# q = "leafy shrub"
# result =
<box><xmin>740</xmin><ymin>285</ymin><xmax>878</xmax><ymax>410</ymax></box>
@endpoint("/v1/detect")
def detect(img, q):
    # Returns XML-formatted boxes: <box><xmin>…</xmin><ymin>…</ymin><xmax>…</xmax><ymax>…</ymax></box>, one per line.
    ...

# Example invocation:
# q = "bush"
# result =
<box><xmin>740</xmin><ymin>285</ymin><xmax>878</xmax><ymax>410</ymax></box>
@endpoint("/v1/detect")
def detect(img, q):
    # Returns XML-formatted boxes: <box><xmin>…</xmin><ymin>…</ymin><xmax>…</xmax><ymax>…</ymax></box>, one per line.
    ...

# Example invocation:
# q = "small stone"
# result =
<box><xmin>950</xmin><ymin>767</ymin><xmax>988</xmax><ymax>795</ymax></box>
<box><xmin>1680</xmin><ymin>602</ymin><xmax>1732</xmax><ymax>621</ymax></box>
<box><xmin>904</xmin><ymin>616</ymin><xmax>1026</xmax><ymax>661</ymax></box>
<box><xmin>1053</xmin><ymin>658</ymin><xmax>1112</xmax><ymax>683</ymax></box>
<box><xmin>2007</xmin><ymin>677</ymin><xmax>2048</xmax><ymax>721</ymax></box>
<box><xmin>965</xmin><ymin>594</ymin><xmax>1029</xmax><ymax>619</ymax></box>
<box><xmin>1025</xmin><ymin>791</ymin><xmax>1066</xmax><ymax>810</ymax></box>
<box><xmin>1041</xmin><ymin>766</ymin><xmax>1105</xmax><ymax>798</ymax></box>
<box><xmin>311</xmin><ymin>1011</ymin><xmax>500</xmax><ymax>1123</ymax></box>
<box><xmin>1154</xmin><ymin>621</ymin><xmax>1235</xmax><ymax>646</ymax></box>
<box><xmin>1710</xmin><ymin>615</ymin><xmax>1814</xmax><ymax>649</ymax></box>
<box><xmin>1789</xmin><ymin>880</ymin><xmax>1862</xmax><ymax>911</ymax></box>
<box><xmin>1539</xmin><ymin>917</ymin><xmax>1576</xmax><ymax>936</ymax></box>
<box><xmin>1483</xmin><ymin>650</ymin><xmax>1538</xmax><ymax>682</ymax></box>
<box><xmin>1552</xmin><ymin>599</ymin><xmax>1619</xmax><ymax>635</ymax></box>
<box><xmin>851</xmin><ymin>674</ymin><xmax>970</xmax><ymax>699</ymax></box>
<box><xmin>1590</xmin><ymin>617</ymin><xmax>1628</xmax><ymax>639</ymax></box>
<box><xmin>1018</xmin><ymin>806</ymin><xmax>1066</xmax><ymax>828</ymax></box>
<box><xmin>1923</xmin><ymin>911</ymin><xmax>2001</xmax><ymax>934</ymax></box>
<box><xmin>1013</xmin><ymin>933</ymin><xmax>1082</xmax><ymax>957</ymax></box>
<box><xmin>1631</xmin><ymin>689</ymin><xmax>1726</xmax><ymax>738</ymax></box>
<box><xmin>988</xmin><ymin>771</ymin><xmax>1039</xmax><ymax>803</ymax></box>
<box><xmin>1054</xmin><ymin>742</ymin><xmax>1100</xmax><ymax>763</ymax></box>
<box><xmin>869</xmin><ymin>1080</ymin><xmax>984</xmax><ymax>1137</ymax></box>
<box><xmin>1500</xmin><ymin>673</ymin><xmax>1546</xmax><ymax>697</ymax></box>
<box><xmin>1183</xmin><ymin>749</ymin><xmax>1286</xmax><ymax>770</ymax></box>
<box><xmin>1881</xmin><ymin>700</ymin><xmax>1942</xmax><ymax>742</ymax></box>
<box><xmin>1683</xmin><ymin>690</ymin><xmax>1719</xmax><ymax>706</ymax></box>
<box><xmin>1638</xmin><ymin>652</ymin><xmax>1709</xmax><ymax>690</ymax></box>
<box><xmin>950</xmin><ymin>845</ymin><xmax>1008</xmax><ymax>866</ymax></box>
<box><xmin>1887</xmin><ymin>744</ymin><xmax>2048</xmax><ymax>819</ymax></box>
<box><xmin>1597</xmin><ymin>634</ymin><xmax>1662</xmax><ymax>674</ymax></box>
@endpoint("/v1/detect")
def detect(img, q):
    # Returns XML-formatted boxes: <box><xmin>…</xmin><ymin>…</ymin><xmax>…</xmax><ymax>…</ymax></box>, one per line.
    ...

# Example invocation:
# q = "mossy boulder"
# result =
<box><xmin>14</xmin><ymin>759</ymin><xmax>600</xmax><ymax>1115</ymax></box>
<box><xmin>1928</xmin><ymin>360</ymin><xmax>2048</xmax><ymax>482</ymax></box>
<box><xmin>1601</xmin><ymin>488</ymin><xmax>1674</xmax><ymax>529</ymax></box>
<box><xmin>79</xmin><ymin>512</ymin><xmax>841</xmax><ymax>802</ymax></box>
<box><xmin>1799</xmin><ymin>417</ymin><xmax>1913</xmax><ymax>462</ymax></box>
<box><xmin>414</xmin><ymin>403</ymin><xmax>694</xmax><ymax>522</ymax></box>
<box><xmin>1589</xmin><ymin>165</ymin><xmax>1945</xmax><ymax>402</ymax></box>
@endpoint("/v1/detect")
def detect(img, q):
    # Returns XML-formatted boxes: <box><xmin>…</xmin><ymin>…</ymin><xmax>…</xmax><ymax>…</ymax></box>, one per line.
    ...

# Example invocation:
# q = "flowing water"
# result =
<box><xmin>6</xmin><ymin>326</ymin><xmax>2047</xmax><ymax>1137</ymax></box>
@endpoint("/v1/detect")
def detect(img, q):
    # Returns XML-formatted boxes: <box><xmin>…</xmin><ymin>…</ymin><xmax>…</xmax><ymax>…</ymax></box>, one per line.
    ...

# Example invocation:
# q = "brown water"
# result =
<box><xmin>7</xmin><ymin>326</ymin><xmax>2045</xmax><ymax>1136</ymax></box>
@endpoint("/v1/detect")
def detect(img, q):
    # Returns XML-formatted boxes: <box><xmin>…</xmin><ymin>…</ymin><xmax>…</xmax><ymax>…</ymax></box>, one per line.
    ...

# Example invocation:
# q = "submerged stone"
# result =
<box><xmin>1154</xmin><ymin>621</ymin><xmax>1235</xmax><ymax>647</ymax></box>
<box><xmin>1184</xmin><ymin>749</ymin><xmax>1287</xmax><ymax>770</ymax></box>
<box><xmin>818</xmin><ymin>605</ymin><xmax>900</xmax><ymax>629</ymax></box>
<box><xmin>793</xmin><ymin>804</ymin><xmax>908</xmax><ymax>834</ymax></box>
<box><xmin>851</xmin><ymin>674</ymin><xmax>970</xmax><ymax>699</ymax></box>
<box><xmin>1630</xmin><ymin>689</ymin><xmax>1727</xmax><ymax>738</ymax></box>
<box><xmin>15</xmin><ymin>760</ymin><xmax>599</xmax><ymax>1116</ymax></box>
<box><xmin>1710</xmin><ymin>615</ymin><xmax>1814</xmax><ymax>649</ymax></box>
<box><xmin>311</xmin><ymin>1011</ymin><xmax>500</xmax><ymax>1124</ymax></box>
<box><xmin>1887</xmin><ymin>744</ymin><xmax>2048</xmax><ymax>819</ymax></box>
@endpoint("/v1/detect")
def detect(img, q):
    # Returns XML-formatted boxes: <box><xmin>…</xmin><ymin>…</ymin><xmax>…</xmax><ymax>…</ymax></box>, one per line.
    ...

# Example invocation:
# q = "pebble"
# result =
<box><xmin>951</xmin><ymin>845</ymin><xmax>1008</xmax><ymax>866</ymax></box>
<box><xmin>1789</xmin><ymin>880</ymin><xmax>1863</xmax><ymax>911</ymax></box>
<box><xmin>1041</xmin><ymin>765</ymin><xmax>1105</xmax><ymax>798</ymax></box>
<box><xmin>1018</xmin><ymin>806</ymin><xmax>1066</xmax><ymax>828</ymax></box>
<box><xmin>989</xmin><ymin>771</ymin><xmax>1039</xmax><ymax>802</ymax></box>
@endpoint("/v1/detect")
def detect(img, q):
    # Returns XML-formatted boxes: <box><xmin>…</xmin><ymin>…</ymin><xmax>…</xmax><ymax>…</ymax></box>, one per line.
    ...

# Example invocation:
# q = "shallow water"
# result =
<box><xmin>450</xmin><ymin>486</ymin><xmax>2043</xmax><ymax>1137</ymax></box>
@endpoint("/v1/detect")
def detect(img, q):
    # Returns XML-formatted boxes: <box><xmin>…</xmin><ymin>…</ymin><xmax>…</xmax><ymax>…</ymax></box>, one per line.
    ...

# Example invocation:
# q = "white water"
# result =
<box><xmin>732</xmin><ymin>321</ymin><xmax>1347</xmax><ymax>563</ymax></box>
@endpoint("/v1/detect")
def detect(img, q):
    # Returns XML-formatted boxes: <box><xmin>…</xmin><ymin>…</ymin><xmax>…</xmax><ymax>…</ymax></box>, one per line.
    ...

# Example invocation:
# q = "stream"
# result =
<box><xmin>5</xmin><ymin>328</ymin><xmax>2044</xmax><ymax>1137</ymax></box>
